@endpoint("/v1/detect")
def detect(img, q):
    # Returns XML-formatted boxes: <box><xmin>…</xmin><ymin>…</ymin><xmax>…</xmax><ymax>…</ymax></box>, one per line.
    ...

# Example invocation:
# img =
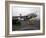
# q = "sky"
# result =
<box><xmin>12</xmin><ymin>4</ymin><xmax>40</xmax><ymax>19</ymax></box>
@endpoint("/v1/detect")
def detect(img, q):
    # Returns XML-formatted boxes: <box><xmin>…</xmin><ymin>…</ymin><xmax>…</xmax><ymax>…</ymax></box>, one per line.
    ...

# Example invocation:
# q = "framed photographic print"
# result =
<box><xmin>5</xmin><ymin>1</ymin><xmax>45</xmax><ymax>37</ymax></box>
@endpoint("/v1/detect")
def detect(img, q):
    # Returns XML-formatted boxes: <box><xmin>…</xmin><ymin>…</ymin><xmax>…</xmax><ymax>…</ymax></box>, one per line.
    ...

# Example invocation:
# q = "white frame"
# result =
<box><xmin>9</xmin><ymin>4</ymin><xmax>43</xmax><ymax>34</ymax></box>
